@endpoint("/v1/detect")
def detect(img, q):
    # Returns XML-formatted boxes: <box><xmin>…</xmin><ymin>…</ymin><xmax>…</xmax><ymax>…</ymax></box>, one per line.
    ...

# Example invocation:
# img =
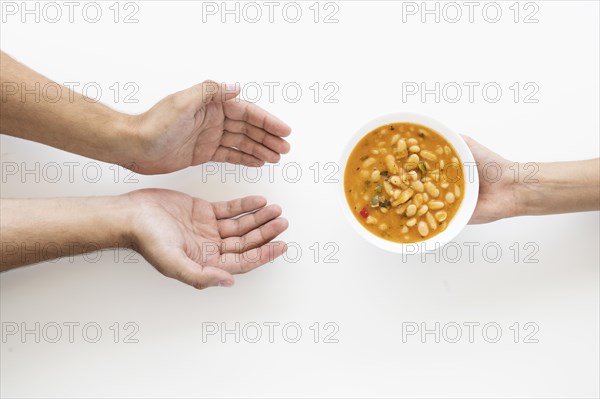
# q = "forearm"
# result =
<box><xmin>515</xmin><ymin>159</ymin><xmax>600</xmax><ymax>216</ymax></box>
<box><xmin>0</xmin><ymin>196</ymin><xmax>134</xmax><ymax>271</ymax></box>
<box><xmin>0</xmin><ymin>51</ymin><xmax>135</xmax><ymax>164</ymax></box>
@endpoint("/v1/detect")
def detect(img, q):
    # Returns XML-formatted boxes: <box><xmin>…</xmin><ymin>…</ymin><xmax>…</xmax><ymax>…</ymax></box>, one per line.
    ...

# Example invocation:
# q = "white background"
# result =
<box><xmin>1</xmin><ymin>1</ymin><xmax>599</xmax><ymax>397</ymax></box>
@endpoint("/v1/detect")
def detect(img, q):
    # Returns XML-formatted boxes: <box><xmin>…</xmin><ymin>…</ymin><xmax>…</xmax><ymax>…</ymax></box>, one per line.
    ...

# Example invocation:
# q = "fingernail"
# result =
<box><xmin>225</xmin><ymin>83</ymin><xmax>238</xmax><ymax>92</ymax></box>
<box><xmin>218</xmin><ymin>280</ymin><xmax>233</xmax><ymax>287</ymax></box>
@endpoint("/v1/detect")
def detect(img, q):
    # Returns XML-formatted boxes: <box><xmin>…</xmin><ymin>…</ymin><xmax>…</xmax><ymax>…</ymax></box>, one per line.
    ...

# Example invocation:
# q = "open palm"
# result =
<box><xmin>131</xmin><ymin>81</ymin><xmax>291</xmax><ymax>174</ymax></box>
<box><xmin>126</xmin><ymin>189</ymin><xmax>288</xmax><ymax>289</ymax></box>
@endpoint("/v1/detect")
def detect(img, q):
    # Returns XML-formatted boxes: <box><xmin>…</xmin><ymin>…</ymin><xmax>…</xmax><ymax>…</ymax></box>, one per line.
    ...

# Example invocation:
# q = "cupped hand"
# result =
<box><xmin>128</xmin><ymin>81</ymin><xmax>292</xmax><ymax>175</ymax></box>
<box><xmin>124</xmin><ymin>189</ymin><xmax>288</xmax><ymax>289</ymax></box>
<box><xmin>463</xmin><ymin>136</ymin><xmax>520</xmax><ymax>224</ymax></box>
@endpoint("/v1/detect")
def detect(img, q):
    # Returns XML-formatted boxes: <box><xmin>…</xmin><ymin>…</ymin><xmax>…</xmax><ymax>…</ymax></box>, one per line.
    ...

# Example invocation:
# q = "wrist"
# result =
<box><xmin>510</xmin><ymin>162</ymin><xmax>545</xmax><ymax>217</ymax></box>
<box><xmin>512</xmin><ymin>179</ymin><xmax>531</xmax><ymax>217</ymax></box>
<box><xmin>105</xmin><ymin>112</ymin><xmax>141</xmax><ymax>167</ymax></box>
<box><xmin>496</xmin><ymin>161</ymin><xmax>533</xmax><ymax>220</ymax></box>
<box><xmin>101</xmin><ymin>195</ymin><xmax>138</xmax><ymax>251</ymax></box>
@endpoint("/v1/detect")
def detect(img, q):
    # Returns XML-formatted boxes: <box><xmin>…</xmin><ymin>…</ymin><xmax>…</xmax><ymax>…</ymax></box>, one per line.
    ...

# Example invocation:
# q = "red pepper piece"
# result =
<box><xmin>359</xmin><ymin>207</ymin><xmax>369</xmax><ymax>218</ymax></box>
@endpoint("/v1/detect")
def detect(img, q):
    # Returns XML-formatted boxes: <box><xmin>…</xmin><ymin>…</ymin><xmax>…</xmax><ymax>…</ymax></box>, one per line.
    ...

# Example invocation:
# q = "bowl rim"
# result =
<box><xmin>338</xmin><ymin>112</ymin><xmax>479</xmax><ymax>254</ymax></box>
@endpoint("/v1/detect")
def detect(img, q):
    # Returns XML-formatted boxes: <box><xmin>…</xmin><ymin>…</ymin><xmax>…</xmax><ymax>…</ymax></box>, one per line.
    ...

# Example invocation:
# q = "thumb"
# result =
<box><xmin>461</xmin><ymin>134</ymin><xmax>478</xmax><ymax>148</ymax></box>
<box><xmin>187</xmin><ymin>80</ymin><xmax>240</xmax><ymax>108</ymax></box>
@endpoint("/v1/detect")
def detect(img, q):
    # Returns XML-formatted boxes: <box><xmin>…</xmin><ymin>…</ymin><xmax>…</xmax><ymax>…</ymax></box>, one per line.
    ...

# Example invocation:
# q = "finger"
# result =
<box><xmin>221</xmin><ymin>131</ymin><xmax>281</xmax><ymax>163</ymax></box>
<box><xmin>224</xmin><ymin>100</ymin><xmax>292</xmax><ymax>137</ymax></box>
<box><xmin>216</xmin><ymin>241</ymin><xmax>288</xmax><ymax>275</ymax></box>
<box><xmin>211</xmin><ymin>146</ymin><xmax>265</xmax><ymax>167</ymax></box>
<box><xmin>163</xmin><ymin>249</ymin><xmax>234</xmax><ymax>289</ymax></box>
<box><xmin>461</xmin><ymin>134</ymin><xmax>479</xmax><ymax>149</ymax></box>
<box><xmin>224</xmin><ymin>119</ymin><xmax>291</xmax><ymax>154</ymax></box>
<box><xmin>220</xmin><ymin>217</ymin><xmax>288</xmax><ymax>253</ymax></box>
<box><xmin>212</xmin><ymin>195</ymin><xmax>267</xmax><ymax>220</ymax></box>
<box><xmin>462</xmin><ymin>134</ymin><xmax>493</xmax><ymax>159</ymax></box>
<box><xmin>186</xmin><ymin>80</ymin><xmax>240</xmax><ymax>109</ymax></box>
<box><xmin>218</xmin><ymin>204</ymin><xmax>282</xmax><ymax>238</ymax></box>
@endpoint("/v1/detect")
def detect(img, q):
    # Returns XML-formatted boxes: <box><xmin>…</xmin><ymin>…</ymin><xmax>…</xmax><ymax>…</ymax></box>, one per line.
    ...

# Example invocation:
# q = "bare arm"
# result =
<box><xmin>0</xmin><ymin>196</ymin><xmax>131</xmax><ymax>270</ymax></box>
<box><xmin>464</xmin><ymin>136</ymin><xmax>600</xmax><ymax>224</ymax></box>
<box><xmin>0</xmin><ymin>190</ymin><xmax>288</xmax><ymax>289</ymax></box>
<box><xmin>515</xmin><ymin>159</ymin><xmax>599</xmax><ymax>216</ymax></box>
<box><xmin>0</xmin><ymin>51</ymin><xmax>134</xmax><ymax>165</ymax></box>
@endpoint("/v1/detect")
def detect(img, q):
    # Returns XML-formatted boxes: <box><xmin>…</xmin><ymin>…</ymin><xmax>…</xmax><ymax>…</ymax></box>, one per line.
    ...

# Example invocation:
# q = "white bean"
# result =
<box><xmin>420</xmin><ymin>150</ymin><xmax>437</xmax><ymax>161</ymax></box>
<box><xmin>413</xmin><ymin>193</ymin><xmax>424</xmax><ymax>207</ymax></box>
<box><xmin>362</xmin><ymin>157</ymin><xmax>376</xmax><ymax>168</ymax></box>
<box><xmin>445</xmin><ymin>192</ymin><xmax>456</xmax><ymax>204</ymax></box>
<box><xmin>435</xmin><ymin>211</ymin><xmax>447</xmax><ymax>222</ymax></box>
<box><xmin>406</xmin><ymin>218</ymin><xmax>417</xmax><ymax>227</ymax></box>
<box><xmin>370</xmin><ymin>170</ymin><xmax>381</xmax><ymax>182</ymax></box>
<box><xmin>418</xmin><ymin>221</ymin><xmax>429</xmax><ymax>237</ymax></box>
<box><xmin>383</xmin><ymin>181</ymin><xmax>394</xmax><ymax>196</ymax></box>
<box><xmin>454</xmin><ymin>185</ymin><xmax>461</xmax><ymax>198</ymax></box>
<box><xmin>425</xmin><ymin>212</ymin><xmax>438</xmax><ymax>230</ymax></box>
<box><xmin>385</xmin><ymin>154</ymin><xmax>399</xmax><ymax>174</ymax></box>
<box><xmin>424</xmin><ymin>181</ymin><xmax>440</xmax><ymax>197</ymax></box>
<box><xmin>406</xmin><ymin>204</ymin><xmax>417</xmax><ymax>217</ymax></box>
<box><xmin>428</xmin><ymin>201</ymin><xmax>445</xmax><ymax>210</ymax></box>
<box><xmin>411</xmin><ymin>180</ymin><xmax>424</xmax><ymax>193</ymax></box>
<box><xmin>405</xmin><ymin>154</ymin><xmax>420</xmax><ymax>171</ymax></box>
<box><xmin>389</xmin><ymin>176</ymin><xmax>402</xmax><ymax>187</ymax></box>
<box><xmin>417</xmin><ymin>205</ymin><xmax>429</xmax><ymax>216</ymax></box>
<box><xmin>397</xmin><ymin>140</ymin><xmax>408</xmax><ymax>158</ymax></box>
<box><xmin>409</xmin><ymin>145</ymin><xmax>421</xmax><ymax>153</ymax></box>
<box><xmin>395</xmin><ymin>188</ymin><xmax>414</xmax><ymax>205</ymax></box>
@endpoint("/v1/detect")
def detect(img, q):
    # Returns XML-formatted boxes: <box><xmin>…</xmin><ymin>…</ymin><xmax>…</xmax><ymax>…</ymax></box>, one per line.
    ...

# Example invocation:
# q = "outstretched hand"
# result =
<box><xmin>128</xmin><ymin>81</ymin><xmax>292</xmax><ymax>175</ymax></box>
<box><xmin>125</xmin><ymin>189</ymin><xmax>288</xmax><ymax>289</ymax></box>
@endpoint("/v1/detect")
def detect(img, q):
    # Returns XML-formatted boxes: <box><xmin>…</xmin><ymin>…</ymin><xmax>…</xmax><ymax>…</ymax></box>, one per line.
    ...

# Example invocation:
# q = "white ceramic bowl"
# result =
<box><xmin>339</xmin><ymin>113</ymin><xmax>479</xmax><ymax>253</ymax></box>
